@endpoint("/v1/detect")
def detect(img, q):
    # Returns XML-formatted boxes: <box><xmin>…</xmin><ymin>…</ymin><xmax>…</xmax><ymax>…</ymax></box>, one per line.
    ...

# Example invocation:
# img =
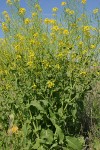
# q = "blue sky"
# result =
<box><xmin>0</xmin><ymin>0</ymin><xmax>100</xmax><ymax>37</ymax></box>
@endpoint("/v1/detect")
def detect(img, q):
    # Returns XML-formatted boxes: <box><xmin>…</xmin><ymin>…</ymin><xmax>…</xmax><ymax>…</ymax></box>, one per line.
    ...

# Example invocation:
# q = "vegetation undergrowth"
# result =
<box><xmin>0</xmin><ymin>0</ymin><xmax>100</xmax><ymax>149</ymax></box>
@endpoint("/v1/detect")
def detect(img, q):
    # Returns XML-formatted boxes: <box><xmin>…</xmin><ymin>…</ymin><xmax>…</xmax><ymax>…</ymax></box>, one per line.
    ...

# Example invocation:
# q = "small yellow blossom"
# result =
<box><xmin>27</xmin><ymin>61</ymin><xmax>33</xmax><ymax>67</ymax></box>
<box><xmin>81</xmin><ymin>0</ymin><xmax>86</xmax><ymax>4</ymax></box>
<box><xmin>6</xmin><ymin>0</ymin><xmax>12</xmax><ymax>5</ymax></box>
<box><xmin>61</xmin><ymin>2</ymin><xmax>66</xmax><ymax>6</ymax></box>
<box><xmin>35</xmin><ymin>4</ymin><xmax>42</xmax><ymax>11</ymax></box>
<box><xmin>2</xmin><ymin>23</ymin><xmax>9</xmax><ymax>32</ymax></box>
<box><xmin>63</xmin><ymin>29</ymin><xmax>69</xmax><ymax>35</ymax></box>
<box><xmin>93</xmin><ymin>8</ymin><xmax>99</xmax><ymax>14</ymax></box>
<box><xmin>51</xmin><ymin>25</ymin><xmax>59</xmax><ymax>31</ymax></box>
<box><xmin>8</xmin><ymin>125</ymin><xmax>18</xmax><ymax>135</ymax></box>
<box><xmin>24</xmin><ymin>18</ymin><xmax>31</xmax><ymax>25</ymax></box>
<box><xmin>83</xmin><ymin>26</ymin><xmax>90</xmax><ymax>33</ymax></box>
<box><xmin>52</xmin><ymin>7</ymin><xmax>58</xmax><ymax>12</ymax></box>
<box><xmin>32</xmin><ymin>12</ymin><xmax>37</xmax><ymax>17</ymax></box>
<box><xmin>90</xmin><ymin>44</ymin><xmax>96</xmax><ymax>49</ymax></box>
<box><xmin>33</xmin><ymin>33</ymin><xmax>39</xmax><ymax>38</ymax></box>
<box><xmin>79</xmin><ymin>41</ymin><xmax>83</xmax><ymax>47</ymax></box>
<box><xmin>44</xmin><ymin>18</ymin><xmax>50</xmax><ymax>24</ymax></box>
<box><xmin>32</xmin><ymin>83</ymin><xmax>37</xmax><ymax>89</ymax></box>
<box><xmin>65</xmin><ymin>9</ymin><xmax>74</xmax><ymax>15</ymax></box>
<box><xmin>47</xmin><ymin>80</ymin><xmax>55</xmax><ymax>88</ymax></box>
<box><xmin>57</xmin><ymin>52</ymin><xmax>63</xmax><ymax>58</ymax></box>
<box><xmin>19</xmin><ymin>8</ymin><xmax>26</xmax><ymax>15</ymax></box>
<box><xmin>80</xmin><ymin>71</ymin><xmax>87</xmax><ymax>75</ymax></box>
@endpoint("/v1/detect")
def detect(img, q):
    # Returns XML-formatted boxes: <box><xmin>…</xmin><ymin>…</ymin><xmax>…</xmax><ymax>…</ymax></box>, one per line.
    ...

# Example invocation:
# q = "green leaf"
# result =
<box><xmin>66</xmin><ymin>136</ymin><xmax>83</xmax><ymax>150</ymax></box>
<box><xmin>55</xmin><ymin>124</ymin><xmax>64</xmax><ymax>144</ymax></box>
<box><xmin>93</xmin><ymin>138</ymin><xmax>100</xmax><ymax>150</ymax></box>
<box><xmin>30</xmin><ymin>100</ymin><xmax>44</xmax><ymax>112</ymax></box>
<box><xmin>32</xmin><ymin>138</ymin><xmax>40</xmax><ymax>149</ymax></box>
<box><xmin>40</xmin><ymin>129</ymin><xmax>53</xmax><ymax>144</ymax></box>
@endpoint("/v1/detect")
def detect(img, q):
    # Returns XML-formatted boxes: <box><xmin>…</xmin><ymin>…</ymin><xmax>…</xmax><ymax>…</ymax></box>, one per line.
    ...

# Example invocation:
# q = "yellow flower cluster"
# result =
<box><xmin>65</xmin><ymin>8</ymin><xmax>74</xmax><ymax>15</ymax></box>
<box><xmin>32</xmin><ymin>83</ymin><xmax>37</xmax><ymax>89</ymax></box>
<box><xmin>34</xmin><ymin>4</ymin><xmax>42</xmax><ymax>12</ymax></box>
<box><xmin>61</xmin><ymin>2</ymin><xmax>66</xmax><ymax>6</ymax></box>
<box><xmin>83</xmin><ymin>26</ymin><xmax>90</xmax><ymax>33</ymax></box>
<box><xmin>47</xmin><ymin>80</ymin><xmax>55</xmax><ymax>88</ymax></box>
<box><xmin>2</xmin><ymin>22</ymin><xmax>9</xmax><ymax>32</ymax></box>
<box><xmin>32</xmin><ymin>12</ymin><xmax>38</xmax><ymax>17</ymax></box>
<box><xmin>52</xmin><ymin>7</ymin><xmax>58</xmax><ymax>12</ymax></box>
<box><xmin>51</xmin><ymin>25</ymin><xmax>59</xmax><ymax>31</ymax></box>
<box><xmin>90</xmin><ymin>44</ymin><xmax>96</xmax><ymax>49</ymax></box>
<box><xmin>80</xmin><ymin>71</ymin><xmax>87</xmax><ymax>76</ymax></box>
<box><xmin>44</xmin><ymin>18</ymin><xmax>56</xmax><ymax>25</ymax></box>
<box><xmin>19</xmin><ymin>8</ymin><xmax>26</xmax><ymax>15</ymax></box>
<box><xmin>6</xmin><ymin>0</ymin><xmax>12</xmax><ymax>5</ymax></box>
<box><xmin>8</xmin><ymin>125</ymin><xmax>18</xmax><ymax>134</ymax></box>
<box><xmin>81</xmin><ymin>0</ymin><xmax>86</xmax><ymax>4</ymax></box>
<box><xmin>63</xmin><ymin>29</ymin><xmax>69</xmax><ymax>35</ymax></box>
<box><xmin>2</xmin><ymin>11</ymin><xmax>10</xmax><ymax>22</ymax></box>
<box><xmin>93</xmin><ymin>8</ymin><xmax>99</xmax><ymax>14</ymax></box>
<box><xmin>24</xmin><ymin>18</ymin><xmax>31</xmax><ymax>25</ymax></box>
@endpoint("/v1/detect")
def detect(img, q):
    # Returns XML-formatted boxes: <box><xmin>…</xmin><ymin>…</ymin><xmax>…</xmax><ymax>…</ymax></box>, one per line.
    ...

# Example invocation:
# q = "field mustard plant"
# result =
<box><xmin>0</xmin><ymin>0</ymin><xmax>100</xmax><ymax>149</ymax></box>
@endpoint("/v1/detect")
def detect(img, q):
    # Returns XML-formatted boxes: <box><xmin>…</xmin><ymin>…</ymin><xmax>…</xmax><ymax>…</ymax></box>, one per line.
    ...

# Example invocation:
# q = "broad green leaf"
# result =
<box><xmin>55</xmin><ymin>124</ymin><xmax>64</xmax><ymax>144</ymax></box>
<box><xmin>93</xmin><ymin>138</ymin><xmax>100</xmax><ymax>150</ymax></box>
<box><xmin>66</xmin><ymin>136</ymin><xmax>83</xmax><ymax>150</ymax></box>
<box><xmin>40</xmin><ymin>129</ymin><xmax>53</xmax><ymax>144</ymax></box>
<box><xmin>30</xmin><ymin>100</ymin><xmax>44</xmax><ymax>112</ymax></box>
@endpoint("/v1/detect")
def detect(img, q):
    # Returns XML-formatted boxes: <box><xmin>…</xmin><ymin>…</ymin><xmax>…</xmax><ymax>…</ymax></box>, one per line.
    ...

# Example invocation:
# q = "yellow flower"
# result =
<box><xmin>61</xmin><ymin>2</ymin><xmax>66</xmax><ymax>6</ymax></box>
<box><xmin>90</xmin><ymin>44</ymin><xmax>96</xmax><ymax>49</ymax></box>
<box><xmin>93</xmin><ymin>8</ymin><xmax>99</xmax><ymax>14</ymax></box>
<box><xmin>81</xmin><ymin>0</ymin><xmax>86</xmax><ymax>4</ymax></box>
<box><xmin>65</xmin><ymin>9</ymin><xmax>74</xmax><ymax>15</ymax></box>
<box><xmin>57</xmin><ymin>52</ymin><xmax>63</xmax><ymax>58</ymax></box>
<box><xmin>11</xmin><ymin>125</ymin><xmax>18</xmax><ymax>133</ymax></box>
<box><xmin>44</xmin><ymin>18</ymin><xmax>50</xmax><ymax>24</ymax></box>
<box><xmin>63</xmin><ymin>29</ymin><xmax>69</xmax><ymax>35</ymax></box>
<box><xmin>51</xmin><ymin>25</ymin><xmax>59</xmax><ymax>31</ymax></box>
<box><xmin>33</xmin><ymin>33</ymin><xmax>39</xmax><ymax>38</ymax></box>
<box><xmin>19</xmin><ymin>8</ymin><xmax>26</xmax><ymax>15</ymax></box>
<box><xmin>83</xmin><ymin>26</ymin><xmax>90</xmax><ymax>33</ymax></box>
<box><xmin>8</xmin><ymin>125</ymin><xmax>18</xmax><ymax>135</ymax></box>
<box><xmin>2</xmin><ymin>23</ymin><xmax>9</xmax><ymax>32</ymax></box>
<box><xmin>47</xmin><ymin>80</ymin><xmax>55</xmax><ymax>88</ymax></box>
<box><xmin>27</xmin><ymin>61</ymin><xmax>33</xmax><ymax>67</ymax></box>
<box><xmin>24</xmin><ymin>18</ymin><xmax>31</xmax><ymax>25</ymax></box>
<box><xmin>6</xmin><ymin>0</ymin><xmax>12</xmax><ymax>5</ymax></box>
<box><xmin>35</xmin><ymin>4</ymin><xmax>42</xmax><ymax>11</ymax></box>
<box><xmin>69</xmin><ymin>10</ymin><xmax>74</xmax><ymax>15</ymax></box>
<box><xmin>32</xmin><ymin>83</ymin><xmax>37</xmax><ymax>89</ymax></box>
<box><xmin>52</xmin><ymin>7</ymin><xmax>58</xmax><ymax>12</ymax></box>
<box><xmin>32</xmin><ymin>12</ymin><xmax>37</xmax><ymax>17</ymax></box>
<box><xmin>80</xmin><ymin>71</ymin><xmax>87</xmax><ymax>75</ymax></box>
